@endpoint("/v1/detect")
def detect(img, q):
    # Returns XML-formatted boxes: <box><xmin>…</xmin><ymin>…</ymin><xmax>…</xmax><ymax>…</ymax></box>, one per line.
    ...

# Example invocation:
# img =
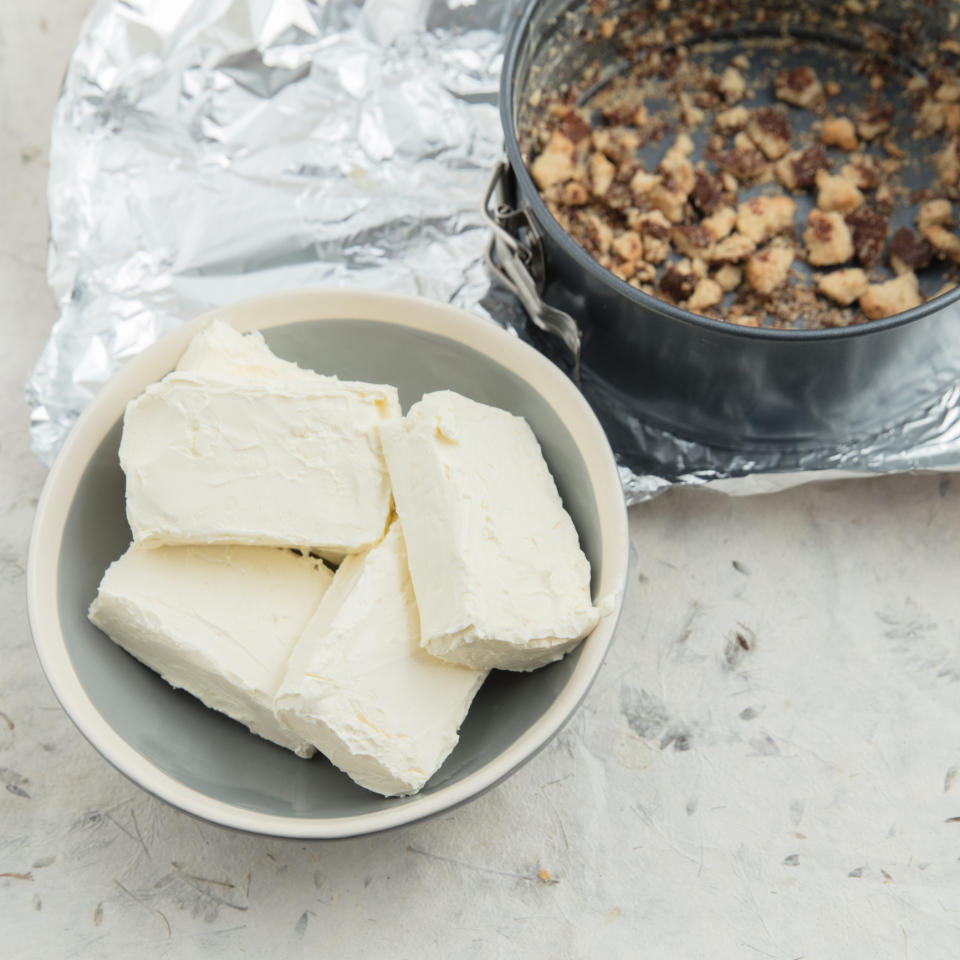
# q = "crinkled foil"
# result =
<box><xmin>29</xmin><ymin>0</ymin><xmax>960</xmax><ymax>503</ymax></box>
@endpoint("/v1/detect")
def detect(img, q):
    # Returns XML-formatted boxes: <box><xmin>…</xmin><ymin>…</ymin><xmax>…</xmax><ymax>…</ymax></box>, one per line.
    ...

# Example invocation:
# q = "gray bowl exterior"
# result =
<box><xmin>57</xmin><ymin>319</ymin><xmax>600</xmax><ymax>824</ymax></box>
<box><xmin>500</xmin><ymin>0</ymin><xmax>960</xmax><ymax>452</ymax></box>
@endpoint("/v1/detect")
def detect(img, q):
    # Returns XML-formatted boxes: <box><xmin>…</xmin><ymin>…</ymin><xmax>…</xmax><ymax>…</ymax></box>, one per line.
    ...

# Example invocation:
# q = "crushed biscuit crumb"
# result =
<box><xmin>629</xmin><ymin>169</ymin><xmax>661</xmax><ymax>195</ymax></box>
<box><xmin>687</xmin><ymin>276</ymin><xmax>724</xmax><ymax>312</ymax></box>
<box><xmin>714</xmin><ymin>263</ymin><xmax>742</xmax><ymax>291</ymax></box>
<box><xmin>804</xmin><ymin>209</ymin><xmax>854</xmax><ymax>265</ymax></box>
<box><xmin>736</xmin><ymin>195</ymin><xmax>797</xmax><ymax>244</ymax></box>
<box><xmin>917</xmin><ymin>199</ymin><xmax>952</xmax><ymax>232</ymax></box>
<box><xmin>936</xmin><ymin>83</ymin><xmax>960</xmax><ymax>103</ymax></box>
<box><xmin>703</xmin><ymin>205</ymin><xmax>737</xmax><ymax>241</ymax></box>
<box><xmin>746</xmin><ymin>107</ymin><xmax>791</xmax><ymax>160</ymax></box>
<box><xmin>530</xmin><ymin>132</ymin><xmax>576</xmax><ymax>189</ymax></box>
<box><xmin>611</xmin><ymin>230</ymin><xmax>644</xmax><ymax>262</ymax></box>
<box><xmin>821</xmin><ymin>117</ymin><xmax>858</xmax><ymax>152</ymax></box>
<box><xmin>708</xmin><ymin>232</ymin><xmax>756</xmax><ymax>263</ymax></box>
<box><xmin>716</xmin><ymin>105</ymin><xmax>749</xmax><ymax>134</ymax></box>
<box><xmin>632</xmin><ymin>211</ymin><xmax>672</xmax><ymax>263</ymax></box>
<box><xmin>672</xmin><ymin>224</ymin><xmax>714</xmax><ymax>258</ymax></box>
<box><xmin>718</xmin><ymin>66</ymin><xmax>746</xmax><ymax>103</ymax></box>
<box><xmin>855</xmin><ymin>105</ymin><xmax>893</xmax><ymax>141</ymax></box>
<box><xmin>936</xmin><ymin>137</ymin><xmax>960</xmax><ymax>187</ymax></box>
<box><xmin>815</xmin><ymin>170</ymin><xmax>864</xmax><ymax>214</ymax></box>
<box><xmin>922</xmin><ymin>224</ymin><xmax>960</xmax><ymax>263</ymax></box>
<box><xmin>859</xmin><ymin>271</ymin><xmax>923</xmax><ymax>319</ymax></box>
<box><xmin>838</xmin><ymin>154</ymin><xmax>880</xmax><ymax>190</ymax></box>
<box><xmin>817</xmin><ymin>268</ymin><xmax>869</xmax><ymax>305</ymax></box>
<box><xmin>584</xmin><ymin>213</ymin><xmax>614</xmax><ymax>254</ymax></box>
<box><xmin>679</xmin><ymin>92</ymin><xmax>705</xmax><ymax>127</ymax></box>
<box><xmin>745</xmin><ymin>244</ymin><xmax>794</xmax><ymax>296</ymax></box>
<box><xmin>588</xmin><ymin>152</ymin><xmax>616</xmax><ymax>197</ymax></box>
<box><xmin>561</xmin><ymin>181</ymin><xmax>589</xmax><ymax>205</ymax></box>
<box><xmin>774</xmin><ymin>67</ymin><xmax>823</xmax><ymax>109</ymax></box>
<box><xmin>775</xmin><ymin>144</ymin><xmax>831</xmax><ymax>191</ymax></box>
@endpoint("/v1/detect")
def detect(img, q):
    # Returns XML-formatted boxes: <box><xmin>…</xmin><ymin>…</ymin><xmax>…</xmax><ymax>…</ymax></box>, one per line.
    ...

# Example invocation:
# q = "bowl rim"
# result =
<box><xmin>27</xmin><ymin>288</ymin><xmax>629</xmax><ymax>839</ymax></box>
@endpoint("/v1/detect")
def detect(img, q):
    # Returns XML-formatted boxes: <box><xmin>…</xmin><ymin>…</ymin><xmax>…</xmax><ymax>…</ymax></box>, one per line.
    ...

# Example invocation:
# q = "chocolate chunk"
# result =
<box><xmin>672</xmin><ymin>224</ymin><xmax>713</xmax><ymax>256</ymax></box>
<box><xmin>559</xmin><ymin>112</ymin><xmax>593</xmax><ymax>144</ymax></box>
<box><xmin>791</xmin><ymin>144</ymin><xmax>831</xmax><ymax>190</ymax></box>
<box><xmin>691</xmin><ymin>170</ymin><xmax>723</xmax><ymax>214</ymax></box>
<box><xmin>643</xmin><ymin>220</ymin><xmax>670</xmax><ymax>240</ymax></box>
<box><xmin>658</xmin><ymin>267</ymin><xmax>696</xmax><ymax>302</ymax></box>
<box><xmin>888</xmin><ymin>227</ymin><xmax>934</xmax><ymax>270</ymax></box>
<box><xmin>604</xmin><ymin>182</ymin><xmax>633</xmax><ymax>210</ymax></box>
<box><xmin>856</xmin><ymin>103</ymin><xmax>893</xmax><ymax>139</ymax></box>
<box><xmin>754</xmin><ymin>107</ymin><xmax>790</xmax><ymax>142</ymax></box>
<box><xmin>713</xmin><ymin>148</ymin><xmax>766</xmax><ymax>181</ymax></box>
<box><xmin>780</xmin><ymin>67</ymin><xmax>815</xmax><ymax>93</ymax></box>
<box><xmin>848</xmin><ymin>162</ymin><xmax>880</xmax><ymax>191</ymax></box>
<box><xmin>845</xmin><ymin>208</ymin><xmax>889</xmax><ymax>265</ymax></box>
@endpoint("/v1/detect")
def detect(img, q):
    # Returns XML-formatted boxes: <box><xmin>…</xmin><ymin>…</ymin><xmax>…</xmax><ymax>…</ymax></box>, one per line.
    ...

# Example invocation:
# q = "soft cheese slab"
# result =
<box><xmin>379</xmin><ymin>390</ymin><xmax>600</xmax><ymax>671</ymax></box>
<box><xmin>177</xmin><ymin>320</ymin><xmax>392</xmax><ymax>398</ymax></box>
<box><xmin>120</xmin><ymin>323</ymin><xmax>401</xmax><ymax>553</ymax></box>
<box><xmin>89</xmin><ymin>543</ymin><xmax>333</xmax><ymax>756</ymax></box>
<box><xmin>176</xmin><ymin>319</ymin><xmax>321</xmax><ymax>382</ymax></box>
<box><xmin>275</xmin><ymin>520</ymin><xmax>487</xmax><ymax>796</ymax></box>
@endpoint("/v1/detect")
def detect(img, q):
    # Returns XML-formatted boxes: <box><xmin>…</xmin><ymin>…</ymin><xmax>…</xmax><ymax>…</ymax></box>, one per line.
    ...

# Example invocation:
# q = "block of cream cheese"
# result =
<box><xmin>120</xmin><ymin>323</ymin><xmax>401</xmax><ymax>553</ymax></box>
<box><xmin>275</xmin><ymin>520</ymin><xmax>487</xmax><ymax>796</ymax></box>
<box><xmin>89</xmin><ymin>543</ymin><xmax>333</xmax><ymax>757</ymax></box>
<box><xmin>176</xmin><ymin>319</ymin><xmax>349</xmax><ymax>388</ymax></box>
<box><xmin>176</xmin><ymin>320</ymin><xmax>320</xmax><ymax>382</ymax></box>
<box><xmin>379</xmin><ymin>390</ymin><xmax>600</xmax><ymax>671</ymax></box>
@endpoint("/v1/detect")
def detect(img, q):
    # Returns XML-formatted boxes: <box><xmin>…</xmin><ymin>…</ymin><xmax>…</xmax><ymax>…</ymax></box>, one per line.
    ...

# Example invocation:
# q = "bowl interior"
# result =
<box><xmin>58</xmin><ymin>318</ymin><xmax>601</xmax><ymax>819</ymax></box>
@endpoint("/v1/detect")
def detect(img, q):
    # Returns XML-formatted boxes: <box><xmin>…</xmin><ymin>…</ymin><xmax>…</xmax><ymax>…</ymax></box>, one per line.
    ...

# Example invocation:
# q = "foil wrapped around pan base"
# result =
<box><xmin>28</xmin><ymin>0</ymin><xmax>960</xmax><ymax>503</ymax></box>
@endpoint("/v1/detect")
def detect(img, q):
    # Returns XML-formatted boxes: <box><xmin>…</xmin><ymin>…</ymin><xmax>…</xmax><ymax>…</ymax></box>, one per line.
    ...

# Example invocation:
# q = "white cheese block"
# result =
<box><xmin>378</xmin><ymin>390</ymin><xmax>600</xmax><ymax>671</ymax></box>
<box><xmin>275</xmin><ymin>520</ymin><xmax>487</xmax><ymax>796</ymax></box>
<box><xmin>120</xmin><ymin>330</ymin><xmax>401</xmax><ymax>551</ymax></box>
<box><xmin>176</xmin><ymin>320</ymin><xmax>321</xmax><ymax>382</ymax></box>
<box><xmin>89</xmin><ymin>543</ymin><xmax>333</xmax><ymax>756</ymax></box>
<box><xmin>177</xmin><ymin>320</ymin><xmax>372</xmax><ymax>396</ymax></box>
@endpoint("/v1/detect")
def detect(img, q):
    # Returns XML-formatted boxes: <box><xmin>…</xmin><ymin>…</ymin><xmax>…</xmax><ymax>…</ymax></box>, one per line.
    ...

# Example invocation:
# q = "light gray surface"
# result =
<box><xmin>3</xmin><ymin>2</ymin><xmax>960</xmax><ymax>957</ymax></box>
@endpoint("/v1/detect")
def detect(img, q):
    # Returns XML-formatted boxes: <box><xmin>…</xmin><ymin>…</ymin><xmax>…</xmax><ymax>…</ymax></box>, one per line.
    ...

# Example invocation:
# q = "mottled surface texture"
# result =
<box><xmin>3</xmin><ymin>2</ymin><xmax>960</xmax><ymax>958</ymax></box>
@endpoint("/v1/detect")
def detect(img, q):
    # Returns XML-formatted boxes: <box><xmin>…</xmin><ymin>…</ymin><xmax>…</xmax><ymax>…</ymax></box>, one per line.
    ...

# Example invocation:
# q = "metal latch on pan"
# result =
<box><xmin>482</xmin><ymin>160</ymin><xmax>582</xmax><ymax>380</ymax></box>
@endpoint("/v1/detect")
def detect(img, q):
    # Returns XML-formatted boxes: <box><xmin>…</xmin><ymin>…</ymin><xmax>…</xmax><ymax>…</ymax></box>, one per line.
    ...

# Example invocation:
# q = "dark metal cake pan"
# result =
<box><xmin>488</xmin><ymin>0</ymin><xmax>960</xmax><ymax>454</ymax></box>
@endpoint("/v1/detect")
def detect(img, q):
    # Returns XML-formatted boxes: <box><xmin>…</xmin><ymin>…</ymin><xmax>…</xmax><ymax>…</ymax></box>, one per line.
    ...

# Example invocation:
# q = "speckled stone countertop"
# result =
<box><xmin>2</xmin><ymin>3</ymin><xmax>959</xmax><ymax>957</ymax></box>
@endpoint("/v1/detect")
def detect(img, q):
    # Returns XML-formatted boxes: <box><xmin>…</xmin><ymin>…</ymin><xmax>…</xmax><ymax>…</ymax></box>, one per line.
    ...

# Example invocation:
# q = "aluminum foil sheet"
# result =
<box><xmin>29</xmin><ymin>0</ymin><xmax>960</xmax><ymax>503</ymax></box>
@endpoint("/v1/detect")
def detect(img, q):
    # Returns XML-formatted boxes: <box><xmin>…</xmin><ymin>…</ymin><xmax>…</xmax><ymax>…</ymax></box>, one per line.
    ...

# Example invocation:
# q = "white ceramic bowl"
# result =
<box><xmin>27</xmin><ymin>289</ymin><xmax>629</xmax><ymax>838</ymax></box>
